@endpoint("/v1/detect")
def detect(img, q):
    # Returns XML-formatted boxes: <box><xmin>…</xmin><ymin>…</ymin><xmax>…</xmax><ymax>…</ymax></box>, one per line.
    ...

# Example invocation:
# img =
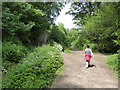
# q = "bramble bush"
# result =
<box><xmin>105</xmin><ymin>54</ymin><xmax>119</xmax><ymax>78</ymax></box>
<box><xmin>2</xmin><ymin>45</ymin><xmax>63</xmax><ymax>88</ymax></box>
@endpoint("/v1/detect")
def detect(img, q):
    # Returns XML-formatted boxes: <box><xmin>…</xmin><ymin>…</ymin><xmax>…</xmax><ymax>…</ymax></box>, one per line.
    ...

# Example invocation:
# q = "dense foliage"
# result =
<box><xmin>67</xmin><ymin>2</ymin><xmax>120</xmax><ymax>53</ymax></box>
<box><xmin>2</xmin><ymin>2</ymin><xmax>64</xmax><ymax>45</ymax></box>
<box><xmin>2</xmin><ymin>41</ymin><xmax>28</xmax><ymax>63</ymax></box>
<box><xmin>2</xmin><ymin>41</ymin><xmax>29</xmax><ymax>71</ymax></box>
<box><xmin>2</xmin><ymin>45</ymin><xmax>63</xmax><ymax>88</ymax></box>
<box><xmin>2</xmin><ymin>2</ymin><xmax>65</xmax><ymax>89</ymax></box>
<box><xmin>49</xmin><ymin>24</ymin><xmax>70</xmax><ymax>49</ymax></box>
<box><xmin>105</xmin><ymin>54</ymin><xmax>119</xmax><ymax>78</ymax></box>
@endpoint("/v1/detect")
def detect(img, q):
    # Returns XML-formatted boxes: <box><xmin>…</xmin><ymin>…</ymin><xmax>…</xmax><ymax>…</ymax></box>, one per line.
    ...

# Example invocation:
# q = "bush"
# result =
<box><xmin>105</xmin><ymin>54</ymin><xmax>119</xmax><ymax>78</ymax></box>
<box><xmin>64</xmin><ymin>48</ymin><xmax>72</xmax><ymax>53</ymax></box>
<box><xmin>2</xmin><ymin>61</ymin><xmax>16</xmax><ymax>71</ymax></box>
<box><xmin>54</xmin><ymin>42</ymin><xmax>63</xmax><ymax>51</ymax></box>
<box><xmin>2</xmin><ymin>41</ymin><xmax>28</xmax><ymax>63</ymax></box>
<box><xmin>3</xmin><ymin>37</ymin><xmax>22</xmax><ymax>45</ymax></box>
<box><xmin>2</xmin><ymin>45</ymin><xmax>63</xmax><ymax>88</ymax></box>
<box><xmin>49</xmin><ymin>40</ymin><xmax>63</xmax><ymax>51</ymax></box>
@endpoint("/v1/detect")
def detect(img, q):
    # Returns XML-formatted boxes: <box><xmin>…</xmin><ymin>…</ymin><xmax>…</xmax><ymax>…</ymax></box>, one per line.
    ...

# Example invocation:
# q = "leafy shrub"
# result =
<box><xmin>54</xmin><ymin>42</ymin><xmax>63</xmax><ymax>51</ymax></box>
<box><xmin>2</xmin><ymin>45</ymin><xmax>63</xmax><ymax>88</ymax></box>
<box><xmin>49</xmin><ymin>39</ymin><xmax>55</xmax><ymax>46</ymax></box>
<box><xmin>2</xmin><ymin>61</ymin><xmax>15</xmax><ymax>71</ymax></box>
<box><xmin>71</xmin><ymin>39</ymin><xmax>79</xmax><ymax>47</ymax></box>
<box><xmin>2</xmin><ymin>41</ymin><xmax>28</xmax><ymax>63</ymax></box>
<box><xmin>89</xmin><ymin>43</ymin><xmax>97</xmax><ymax>50</ymax></box>
<box><xmin>82</xmin><ymin>40</ymin><xmax>90</xmax><ymax>50</ymax></box>
<box><xmin>49</xmin><ymin>40</ymin><xmax>63</xmax><ymax>51</ymax></box>
<box><xmin>3</xmin><ymin>37</ymin><xmax>22</xmax><ymax>45</ymax></box>
<box><xmin>64</xmin><ymin>48</ymin><xmax>72</xmax><ymax>53</ymax></box>
<box><xmin>50</xmin><ymin>24</ymin><xmax>70</xmax><ymax>49</ymax></box>
<box><xmin>105</xmin><ymin>54</ymin><xmax>119</xmax><ymax>78</ymax></box>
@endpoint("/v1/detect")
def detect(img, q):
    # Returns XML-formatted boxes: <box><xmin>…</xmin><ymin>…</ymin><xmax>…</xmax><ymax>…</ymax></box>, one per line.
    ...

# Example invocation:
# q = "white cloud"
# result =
<box><xmin>55</xmin><ymin>3</ymin><xmax>76</xmax><ymax>29</ymax></box>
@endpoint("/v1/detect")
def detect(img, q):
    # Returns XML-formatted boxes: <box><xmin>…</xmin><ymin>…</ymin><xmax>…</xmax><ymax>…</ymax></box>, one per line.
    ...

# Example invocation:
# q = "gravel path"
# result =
<box><xmin>50</xmin><ymin>51</ymin><xmax>118</xmax><ymax>88</ymax></box>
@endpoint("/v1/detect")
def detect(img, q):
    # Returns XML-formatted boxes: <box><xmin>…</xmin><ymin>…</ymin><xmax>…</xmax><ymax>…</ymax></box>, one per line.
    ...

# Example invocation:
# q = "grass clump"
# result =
<box><xmin>105</xmin><ymin>54</ymin><xmax>119</xmax><ymax>78</ymax></box>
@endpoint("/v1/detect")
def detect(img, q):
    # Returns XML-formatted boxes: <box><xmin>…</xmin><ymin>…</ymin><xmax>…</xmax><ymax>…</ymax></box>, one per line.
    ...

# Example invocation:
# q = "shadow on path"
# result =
<box><xmin>88</xmin><ymin>64</ymin><xmax>96</xmax><ymax>68</ymax></box>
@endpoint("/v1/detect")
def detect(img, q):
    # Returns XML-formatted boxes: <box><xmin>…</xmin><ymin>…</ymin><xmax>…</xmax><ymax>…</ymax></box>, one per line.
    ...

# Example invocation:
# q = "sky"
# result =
<box><xmin>54</xmin><ymin>3</ymin><xmax>76</xmax><ymax>29</ymax></box>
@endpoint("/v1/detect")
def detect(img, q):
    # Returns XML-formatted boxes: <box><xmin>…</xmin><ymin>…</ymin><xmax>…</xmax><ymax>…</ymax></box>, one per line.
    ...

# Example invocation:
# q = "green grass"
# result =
<box><xmin>105</xmin><ymin>54</ymin><xmax>119</xmax><ymax>78</ymax></box>
<box><xmin>64</xmin><ymin>49</ymin><xmax>73</xmax><ymax>53</ymax></box>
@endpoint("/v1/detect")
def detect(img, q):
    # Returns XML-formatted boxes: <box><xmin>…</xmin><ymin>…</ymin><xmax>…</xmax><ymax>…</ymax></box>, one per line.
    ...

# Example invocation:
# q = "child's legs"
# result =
<box><xmin>86</xmin><ymin>60</ymin><xmax>90</xmax><ymax>67</ymax></box>
<box><xmin>86</xmin><ymin>61</ymin><xmax>89</xmax><ymax>67</ymax></box>
<box><xmin>88</xmin><ymin>61</ymin><xmax>90</xmax><ymax>66</ymax></box>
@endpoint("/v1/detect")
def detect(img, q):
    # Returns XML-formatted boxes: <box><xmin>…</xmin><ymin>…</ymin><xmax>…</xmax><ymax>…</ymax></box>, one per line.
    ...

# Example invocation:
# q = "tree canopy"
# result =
<box><xmin>67</xmin><ymin>2</ymin><xmax>120</xmax><ymax>53</ymax></box>
<box><xmin>2</xmin><ymin>2</ymin><xmax>64</xmax><ymax>45</ymax></box>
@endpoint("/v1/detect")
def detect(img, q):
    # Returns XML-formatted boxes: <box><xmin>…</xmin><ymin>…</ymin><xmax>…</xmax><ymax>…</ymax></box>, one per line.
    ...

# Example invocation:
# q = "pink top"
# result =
<box><xmin>84</xmin><ymin>54</ymin><xmax>92</xmax><ymax>61</ymax></box>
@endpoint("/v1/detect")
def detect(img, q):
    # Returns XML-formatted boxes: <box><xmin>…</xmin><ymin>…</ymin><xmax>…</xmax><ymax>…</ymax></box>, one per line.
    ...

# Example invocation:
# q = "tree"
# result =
<box><xmin>2</xmin><ymin>2</ymin><xmax>64</xmax><ymax>46</ymax></box>
<box><xmin>67</xmin><ymin>2</ymin><xmax>120</xmax><ymax>53</ymax></box>
<box><xmin>67</xmin><ymin>2</ymin><xmax>101</xmax><ymax>26</ymax></box>
<box><xmin>49</xmin><ymin>23</ymin><xmax>70</xmax><ymax>48</ymax></box>
<box><xmin>80</xmin><ymin>2</ymin><xmax>119</xmax><ymax>53</ymax></box>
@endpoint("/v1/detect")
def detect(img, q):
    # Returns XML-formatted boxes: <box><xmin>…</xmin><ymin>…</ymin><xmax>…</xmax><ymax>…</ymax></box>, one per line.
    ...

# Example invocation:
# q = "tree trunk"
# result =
<box><xmin>37</xmin><ymin>32</ymin><xmax>49</xmax><ymax>46</ymax></box>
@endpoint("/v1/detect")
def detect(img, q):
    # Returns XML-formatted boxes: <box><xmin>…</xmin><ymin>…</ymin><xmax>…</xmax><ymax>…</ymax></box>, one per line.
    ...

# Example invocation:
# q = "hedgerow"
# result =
<box><xmin>2</xmin><ymin>45</ymin><xmax>63</xmax><ymax>88</ymax></box>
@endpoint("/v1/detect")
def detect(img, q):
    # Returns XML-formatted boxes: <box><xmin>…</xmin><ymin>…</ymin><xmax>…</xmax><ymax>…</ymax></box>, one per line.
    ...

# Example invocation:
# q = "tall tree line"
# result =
<box><xmin>2</xmin><ymin>2</ymin><xmax>64</xmax><ymax>46</ymax></box>
<box><xmin>67</xmin><ymin>2</ymin><xmax>120</xmax><ymax>53</ymax></box>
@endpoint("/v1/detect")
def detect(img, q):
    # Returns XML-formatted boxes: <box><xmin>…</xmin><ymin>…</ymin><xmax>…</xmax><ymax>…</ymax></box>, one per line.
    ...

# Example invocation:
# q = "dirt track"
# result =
<box><xmin>50</xmin><ymin>51</ymin><xmax>118</xmax><ymax>88</ymax></box>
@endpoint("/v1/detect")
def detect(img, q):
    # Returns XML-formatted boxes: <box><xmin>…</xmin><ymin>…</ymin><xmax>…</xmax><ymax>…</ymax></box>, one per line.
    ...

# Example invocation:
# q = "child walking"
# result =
<box><xmin>84</xmin><ymin>45</ymin><xmax>93</xmax><ymax>68</ymax></box>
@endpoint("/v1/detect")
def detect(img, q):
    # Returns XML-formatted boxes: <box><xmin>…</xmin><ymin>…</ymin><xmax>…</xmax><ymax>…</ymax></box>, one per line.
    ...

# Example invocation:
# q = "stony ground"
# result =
<box><xmin>50</xmin><ymin>50</ymin><xmax>118</xmax><ymax>88</ymax></box>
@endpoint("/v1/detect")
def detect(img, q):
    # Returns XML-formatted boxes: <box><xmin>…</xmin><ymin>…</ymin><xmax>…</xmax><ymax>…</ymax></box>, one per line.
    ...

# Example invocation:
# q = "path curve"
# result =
<box><xmin>50</xmin><ymin>51</ymin><xmax>118</xmax><ymax>88</ymax></box>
